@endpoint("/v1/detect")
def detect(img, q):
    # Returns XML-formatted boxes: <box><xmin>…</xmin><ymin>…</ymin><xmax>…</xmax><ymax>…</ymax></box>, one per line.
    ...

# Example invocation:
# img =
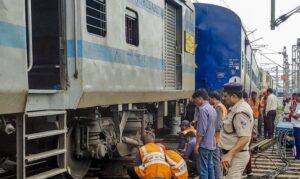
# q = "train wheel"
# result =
<box><xmin>66</xmin><ymin>125</ymin><xmax>91</xmax><ymax>179</ymax></box>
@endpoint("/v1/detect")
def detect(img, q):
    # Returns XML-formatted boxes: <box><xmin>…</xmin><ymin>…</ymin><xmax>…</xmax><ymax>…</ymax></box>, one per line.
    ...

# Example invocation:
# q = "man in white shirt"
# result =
<box><xmin>291</xmin><ymin>93</ymin><xmax>300</xmax><ymax>160</ymax></box>
<box><xmin>292</xmin><ymin>101</ymin><xmax>300</xmax><ymax>124</ymax></box>
<box><xmin>265</xmin><ymin>88</ymin><xmax>278</xmax><ymax>138</ymax></box>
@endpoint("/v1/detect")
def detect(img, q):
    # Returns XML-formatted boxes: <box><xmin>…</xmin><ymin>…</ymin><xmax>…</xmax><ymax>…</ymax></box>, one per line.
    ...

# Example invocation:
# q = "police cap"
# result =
<box><xmin>223</xmin><ymin>82</ymin><xmax>243</xmax><ymax>93</ymax></box>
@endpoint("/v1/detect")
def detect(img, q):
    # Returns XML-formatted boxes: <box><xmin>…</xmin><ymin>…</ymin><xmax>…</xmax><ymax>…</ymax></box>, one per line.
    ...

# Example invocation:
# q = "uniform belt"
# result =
<box><xmin>221</xmin><ymin>149</ymin><xmax>248</xmax><ymax>154</ymax></box>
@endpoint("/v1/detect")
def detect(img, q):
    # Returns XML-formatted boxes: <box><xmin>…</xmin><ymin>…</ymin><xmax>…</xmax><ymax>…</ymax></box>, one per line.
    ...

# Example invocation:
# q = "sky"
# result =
<box><xmin>191</xmin><ymin>0</ymin><xmax>300</xmax><ymax>74</ymax></box>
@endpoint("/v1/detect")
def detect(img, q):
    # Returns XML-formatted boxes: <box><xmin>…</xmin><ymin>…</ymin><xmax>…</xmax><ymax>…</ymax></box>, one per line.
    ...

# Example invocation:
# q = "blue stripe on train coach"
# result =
<box><xmin>67</xmin><ymin>40</ymin><xmax>195</xmax><ymax>74</ymax></box>
<box><xmin>0</xmin><ymin>21</ymin><xmax>195</xmax><ymax>74</ymax></box>
<box><xmin>0</xmin><ymin>21</ymin><xmax>26</xmax><ymax>49</ymax></box>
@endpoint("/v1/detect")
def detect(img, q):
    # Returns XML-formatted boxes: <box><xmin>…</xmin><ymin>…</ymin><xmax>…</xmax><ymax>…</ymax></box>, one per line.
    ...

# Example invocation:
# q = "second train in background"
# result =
<box><xmin>194</xmin><ymin>3</ymin><xmax>260</xmax><ymax>93</ymax></box>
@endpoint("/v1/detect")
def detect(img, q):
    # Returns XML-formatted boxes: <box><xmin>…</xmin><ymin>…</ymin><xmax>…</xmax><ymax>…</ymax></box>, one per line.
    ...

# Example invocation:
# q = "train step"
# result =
<box><xmin>25</xmin><ymin>129</ymin><xmax>67</xmax><ymax>140</ymax></box>
<box><xmin>26</xmin><ymin>110</ymin><xmax>66</xmax><ymax>117</ymax></box>
<box><xmin>25</xmin><ymin>149</ymin><xmax>66</xmax><ymax>162</ymax></box>
<box><xmin>26</xmin><ymin>168</ymin><xmax>67</xmax><ymax>179</ymax></box>
<box><xmin>17</xmin><ymin>110</ymin><xmax>67</xmax><ymax>179</ymax></box>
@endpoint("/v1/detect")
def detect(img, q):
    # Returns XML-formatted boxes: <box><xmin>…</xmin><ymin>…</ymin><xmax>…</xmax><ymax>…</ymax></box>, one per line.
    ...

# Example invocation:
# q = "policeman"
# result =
<box><xmin>127</xmin><ymin>134</ymin><xmax>171</xmax><ymax>179</ymax></box>
<box><xmin>219</xmin><ymin>82</ymin><xmax>254</xmax><ymax>178</ymax></box>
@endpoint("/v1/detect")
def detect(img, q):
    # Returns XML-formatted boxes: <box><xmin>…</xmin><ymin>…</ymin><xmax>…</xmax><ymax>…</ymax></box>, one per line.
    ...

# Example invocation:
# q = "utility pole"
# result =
<box><xmin>271</xmin><ymin>0</ymin><xmax>275</xmax><ymax>30</ymax></box>
<box><xmin>270</xmin><ymin>0</ymin><xmax>300</xmax><ymax>30</ymax></box>
<box><xmin>275</xmin><ymin>66</ymin><xmax>278</xmax><ymax>96</ymax></box>
<box><xmin>293</xmin><ymin>39</ymin><xmax>300</xmax><ymax>93</ymax></box>
<box><xmin>292</xmin><ymin>45</ymin><xmax>297</xmax><ymax>93</ymax></box>
<box><xmin>282</xmin><ymin>46</ymin><xmax>289</xmax><ymax>96</ymax></box>
<box><xmin>297</xmin><ymin>39</ymin><xmax>300</xmax><ymax>92</ymax></box>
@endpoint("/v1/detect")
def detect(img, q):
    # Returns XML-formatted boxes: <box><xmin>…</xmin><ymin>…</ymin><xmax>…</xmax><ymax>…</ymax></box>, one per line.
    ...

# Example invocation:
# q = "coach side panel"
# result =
<box><xmin>0</xmin><ymin>0</ymin><xmax>28</xmax><ymax>114</ymax></box>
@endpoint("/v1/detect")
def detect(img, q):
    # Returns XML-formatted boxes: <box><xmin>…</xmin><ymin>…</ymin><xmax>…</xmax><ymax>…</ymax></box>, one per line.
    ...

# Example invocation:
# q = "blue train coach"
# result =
<box><xmin>193</xmin><ymin>3</ymin><xmax>259</xmax><ymax>92</ymax></box>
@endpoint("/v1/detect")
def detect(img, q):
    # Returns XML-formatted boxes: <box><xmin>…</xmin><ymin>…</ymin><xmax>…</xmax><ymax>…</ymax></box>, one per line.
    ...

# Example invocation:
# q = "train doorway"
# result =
<box><xmin>27</xmin><ymin>0</ymin><xmax>66</xmax><ymax>90</ymax></box>
<box><xmin>164</xmin><ymin>2</ymin><xmax>182</xmax><ymax>90</ymax></box>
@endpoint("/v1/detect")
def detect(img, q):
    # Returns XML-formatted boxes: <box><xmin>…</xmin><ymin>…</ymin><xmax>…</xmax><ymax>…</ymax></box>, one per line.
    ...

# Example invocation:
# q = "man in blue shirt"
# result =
<box><xmin>177</xmin><ymin>120</ymin><xmax>196</xmax><ymax>152</ymax></box>
<box><xmin>192</xmin><ymin>89</ymin><xmax>217</xmax><ymax>179</ymax></box>
<box><xmin>184</xmin><ymin>131</ymin><xmax>196</xmax><ymax>160</ymax></box>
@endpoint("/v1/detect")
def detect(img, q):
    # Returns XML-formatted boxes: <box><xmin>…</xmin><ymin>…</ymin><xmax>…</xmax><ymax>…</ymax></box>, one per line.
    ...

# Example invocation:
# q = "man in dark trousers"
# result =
<box><xmin>208</xmin><ymin>91</ymin><xmax>227</xmax><ymax>179</ymax></box>
<box><xmin>265</xmin><ymin>88</ymin><xmax>278</xmax><ymax>139</ymax></box>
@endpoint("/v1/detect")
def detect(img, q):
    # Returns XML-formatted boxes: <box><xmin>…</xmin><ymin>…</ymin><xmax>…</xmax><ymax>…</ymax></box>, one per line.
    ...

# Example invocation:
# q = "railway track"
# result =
<box><xmin>249</xmin><ymin>136</ymin><xmax>300</xmax><ymax>179</ymax></box>
<box><xmin>250</xmin><ymin>145</ymin><xmax>300</xmax><ymax>178</ymax></box>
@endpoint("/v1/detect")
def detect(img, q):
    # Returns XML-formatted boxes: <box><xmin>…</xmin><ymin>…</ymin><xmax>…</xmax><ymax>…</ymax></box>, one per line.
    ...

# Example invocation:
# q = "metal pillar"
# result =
<box><xmin>250</xmin><ymin>50</ymin><xmax>253</xmax><ymax>93</ymax></box>
<box><xmin>16</xmin><ymin>115</ymin><xmax>25</xmax><ymax>179</ymax></box>
<box><xmin>276</xmin><ymin>66</ymin><xmax>278</xmax><ymax>96</ymax></box>
<box><xmin>292</xmin><ymin>45</ymin><xmax>297</xmax><ymax>93</ymax></box>
<box><xmin>297</xmin><ymin>39</ymin><xmax>300</xmax><ymax>92</ymax></box>
<box><xmin>157</xmin><ymin>102</ymin><xmax>165</xmax><ymax>129</ymax></box>
<box><xmin>271</xmin><ymin>0</ymin><xmax>275</xmax><ymax>30</ymax></box>
<box><xmin>282</xmin><ymin>46</ymin><xmax>289</xmax><ymax>96</ymax></box>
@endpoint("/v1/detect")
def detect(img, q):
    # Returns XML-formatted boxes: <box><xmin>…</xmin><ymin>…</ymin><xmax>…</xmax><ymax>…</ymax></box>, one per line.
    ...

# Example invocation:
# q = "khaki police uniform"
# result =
<box><xmin>219</xmin><ymin>99</ymin><xmax>254</xmax><ymax>179</ymax></box>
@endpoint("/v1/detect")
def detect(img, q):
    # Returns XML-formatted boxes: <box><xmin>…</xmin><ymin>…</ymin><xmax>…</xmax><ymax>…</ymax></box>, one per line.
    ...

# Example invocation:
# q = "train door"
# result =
<box><xmin>27</xmin><ymin>0</ymin><xmax>66</xmax><ymax>90</ymax></box>
<box><xmin>164</xmin><ymin>2</ymin><xmax>182</xmax><ymax>90</ymax></box>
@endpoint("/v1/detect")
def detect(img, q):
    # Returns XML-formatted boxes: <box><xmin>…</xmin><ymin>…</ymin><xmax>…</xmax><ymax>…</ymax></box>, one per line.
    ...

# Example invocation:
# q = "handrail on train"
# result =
<box><xmin>27</xmin><ymin>0</ymin><xmax>33</xmax><ymax>72</ymax></box>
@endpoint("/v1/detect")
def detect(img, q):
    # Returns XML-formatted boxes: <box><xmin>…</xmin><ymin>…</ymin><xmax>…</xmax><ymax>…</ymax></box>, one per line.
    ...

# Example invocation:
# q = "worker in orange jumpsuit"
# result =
<box><xmin>127</xmin><ymin>134</ymin><xmax>171</xmax><ymax>179</ymax></box>
<box><xmin>260</xmin><ymin>90</ymin><xmax>268</xmax><ymax>138</ymax></box>
<box><xmin>248</xmin><ymin>91</ymin><xmax>259</xmax><ymax>141</ymax></box>
<box><xmin>157</xmin><ymin>143</ymin><xmax>188</xmax><ymax>179</ymax></box>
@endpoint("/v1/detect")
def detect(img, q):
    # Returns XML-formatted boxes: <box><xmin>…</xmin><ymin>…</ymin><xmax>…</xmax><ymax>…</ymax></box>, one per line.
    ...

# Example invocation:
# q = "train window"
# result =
<box><xmin>86</xmin><ymin>0</ymin><xmax>106</xmax><ymax>36</ymax></box>
<box><xmin>125</xmin><ymin>8</ymin><xmax>139</xmax><ymax>46</ymax></box>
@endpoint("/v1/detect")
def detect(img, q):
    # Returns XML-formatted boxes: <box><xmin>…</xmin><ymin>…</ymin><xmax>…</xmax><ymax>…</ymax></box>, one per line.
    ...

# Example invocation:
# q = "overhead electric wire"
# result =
<box><xmin>257</xmin><ymin>52</ymin><xmax>283</xmax><ymax>68</ymax></box>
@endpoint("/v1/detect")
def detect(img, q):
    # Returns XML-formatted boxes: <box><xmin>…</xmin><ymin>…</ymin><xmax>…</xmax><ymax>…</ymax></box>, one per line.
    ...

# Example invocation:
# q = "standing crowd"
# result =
<box><xmin>127</xmin><ymin>82</ymin><xmax>283</xmax><ymax>179</ymax></box>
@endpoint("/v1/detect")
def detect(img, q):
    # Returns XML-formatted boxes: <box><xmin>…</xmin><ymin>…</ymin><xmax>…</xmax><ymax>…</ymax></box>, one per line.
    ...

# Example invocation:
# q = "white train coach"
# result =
<box><xmin>0</xmin><ymin>0</ymin><xmax>195</xmax><ymax>178</ymax></box>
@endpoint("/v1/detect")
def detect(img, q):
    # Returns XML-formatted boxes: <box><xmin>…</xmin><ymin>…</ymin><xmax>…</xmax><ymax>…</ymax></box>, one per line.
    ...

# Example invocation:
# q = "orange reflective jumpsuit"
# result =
<box><xmin>165</xmin><ymin>150</ymin><xmax>188</xmax><ymax>179</ymax></box>
<box><xmin>134</xmin><ymin>143</ymin><xmax>171</xmax><ymax>179</ymax></box>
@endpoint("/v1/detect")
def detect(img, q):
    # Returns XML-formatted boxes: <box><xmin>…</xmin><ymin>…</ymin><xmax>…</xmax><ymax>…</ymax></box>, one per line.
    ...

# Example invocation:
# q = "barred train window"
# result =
<box><xmin>125</xmin><ymin>8</ymin><xmax>139</xmax><ymax>46</ymax></box>
<box><xmin>86</xmin><ymin>0</ymin><xmax>106</xmax><ymax>36</ymax></box>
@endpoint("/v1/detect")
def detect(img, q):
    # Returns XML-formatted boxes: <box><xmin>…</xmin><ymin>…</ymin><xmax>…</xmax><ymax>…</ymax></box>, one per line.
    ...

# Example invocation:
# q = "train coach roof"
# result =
<box><xmin>193</xmin><ymin>3</ymin><xmax>242</xmax><ymax>25</ymax></box>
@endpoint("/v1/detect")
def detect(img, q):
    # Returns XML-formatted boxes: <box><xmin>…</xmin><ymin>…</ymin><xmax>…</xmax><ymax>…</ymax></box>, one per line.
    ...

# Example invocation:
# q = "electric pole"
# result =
<box><xmin>276</xmin><ymin>66</ymin><xmax>278</xmax><ymax>96</ymax></box>
<box><xmin>270</xmin><ymin>0</ymin><xmax>300</xmax><ymax>30</ymax></box>
<box><xmin>271</xmin><ymin>0</ymin><xmax>275</xmax><ymax>30</ymax></box>
<box><xmin>292</xmin><ymin>39</ymin><xmax>300</xmax><ymax>93</ymax></box>
<box><xmin>292</xmin><ymin>44</ymin><xmax>297</xmax><ymax>93</ymax></box>
<box><xmin>297</xmin><ymin>39</ymin><xmax>300</xmax><ymax>92</ymax></box>
<box><xmin>282</xmin><ymin>46</ymin><xmax>289</xmax><ymax>96</ymax></box>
